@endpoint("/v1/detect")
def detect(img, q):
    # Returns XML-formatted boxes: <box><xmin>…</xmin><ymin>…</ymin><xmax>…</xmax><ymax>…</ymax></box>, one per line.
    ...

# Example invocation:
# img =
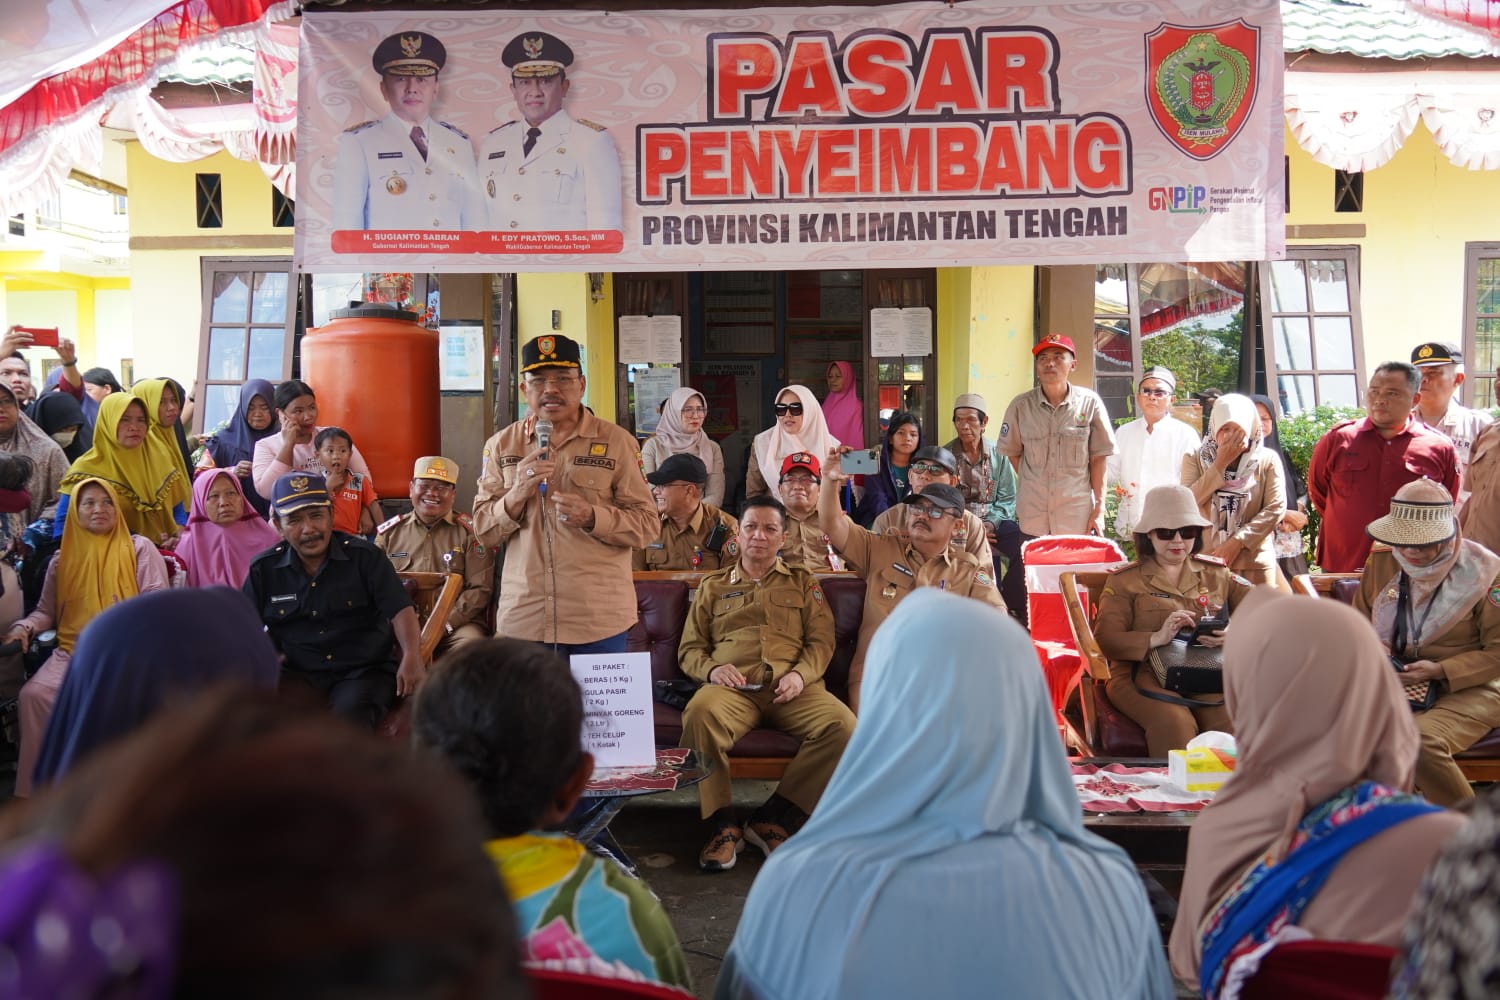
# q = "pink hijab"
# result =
<box><xmin>176</xmin><ymin>469</ymin><xmax>281</xmax><ymax>588</ymax></box>
<box><xmin>753</xmin><ymin>385</ymin><xmax>841</xmax><ymax>501</ymax></box>
<box><xmin>822</xmin><ymin>361</ymin><xmax>865</xmax><ymax>450</ymax></box>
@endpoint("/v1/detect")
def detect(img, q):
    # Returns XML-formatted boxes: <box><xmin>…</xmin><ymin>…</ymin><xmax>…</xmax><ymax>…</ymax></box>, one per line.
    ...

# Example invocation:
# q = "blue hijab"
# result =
<box><xmin>205</xmin><ymin>379</ymin><xmax>277</xmax><ymax>517</ymax></box>
<box><xmin>31</xmin><ymin>587</ymin><xmax>280</xmax><ymax>789</ymax></box>
<box><xmin>718</xmin><ymin>590</ymin><xmax>1172</xmax><ymax>1000</ymax></box>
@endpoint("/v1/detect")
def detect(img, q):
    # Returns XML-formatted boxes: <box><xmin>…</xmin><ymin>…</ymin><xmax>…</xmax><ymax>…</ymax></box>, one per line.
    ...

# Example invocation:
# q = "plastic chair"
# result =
<box><xmin>527</xmin><ymin>968</ymin><xmax>694</xmax><ymax>999</ymax></box>
<box><xmin>1239</xmin><ymin>939</ymin><xmax>1397</xmax><ymax>999</ymax></box>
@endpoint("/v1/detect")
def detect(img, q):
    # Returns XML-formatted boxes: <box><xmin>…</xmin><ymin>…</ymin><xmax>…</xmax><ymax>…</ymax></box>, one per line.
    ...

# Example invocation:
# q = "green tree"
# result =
<box><xmin>1141</xmin><ymin>310</ymin><xmax>1243</xmax><ymax>397</ymax></box>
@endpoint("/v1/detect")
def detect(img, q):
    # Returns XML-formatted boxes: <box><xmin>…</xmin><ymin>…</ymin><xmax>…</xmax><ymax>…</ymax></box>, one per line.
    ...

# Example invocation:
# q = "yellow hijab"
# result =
<box><xmin>131</xmin><ymin>378</ymin><xmax>194</xmax><ymax>509</ymax></box>
<box><xmin>60</xmin><ymin>394</ymin><xmax>185</xmax><ymax>542</ymax></box>
<box><xmin>56</xmin><ymin>478</ymin><xmax>140</xmax><ymax>652</ymax></box>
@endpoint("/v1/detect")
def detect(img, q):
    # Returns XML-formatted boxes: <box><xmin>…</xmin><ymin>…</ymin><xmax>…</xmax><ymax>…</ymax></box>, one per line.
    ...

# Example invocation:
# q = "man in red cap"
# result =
<box><xmin>776</xmin><ymin>452</ymin><xmax>843</xmax><ymax>571</ymax></box>
<box><xmin>996</xmin><ymin>333</ymin><xmax>1116</xmax><ymax>538</ymax></box>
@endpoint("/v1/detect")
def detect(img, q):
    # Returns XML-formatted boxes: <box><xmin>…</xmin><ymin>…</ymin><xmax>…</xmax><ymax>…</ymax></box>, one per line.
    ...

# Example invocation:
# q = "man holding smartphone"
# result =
<box><xmin>678</xmin><ymin>494</ymin><xmax>855</xmax><ymax>872</ymax></box>
<box><xmin>633</xmin><ymin>453</ymin><xmax>739</xmax><ymax>571</ymax></box>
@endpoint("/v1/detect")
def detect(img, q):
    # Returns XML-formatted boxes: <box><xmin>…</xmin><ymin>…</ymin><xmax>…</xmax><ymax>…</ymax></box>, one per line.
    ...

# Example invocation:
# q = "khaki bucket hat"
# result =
<box><xmin>1134</xmin><ymin>484</ymin><xmax>1212</xmax><ymax>535</ymax></box>
<box><xmin>1366</xmin><ymin>478</ymin><xmax>1456</xmax><ymax>547</ymax></box>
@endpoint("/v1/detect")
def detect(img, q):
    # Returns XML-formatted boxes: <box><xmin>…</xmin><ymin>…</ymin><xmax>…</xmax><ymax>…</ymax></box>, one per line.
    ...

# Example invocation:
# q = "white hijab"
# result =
<box><xmin>752</xmin><ymin>384</ymin><xmax>839</xmax><ymax>500</ymax></box>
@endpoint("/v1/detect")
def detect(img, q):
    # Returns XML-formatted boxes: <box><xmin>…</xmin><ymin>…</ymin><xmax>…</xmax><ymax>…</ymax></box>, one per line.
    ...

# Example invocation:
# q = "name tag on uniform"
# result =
<box><xmin>721</xmin><ymin>591</ymin><xmax>745</xmax><ymax>600</ymax></box>
<box><xmin>389</xmin><ymin>552</ymin><xmax>409</xmax><ymax>559</ymax></box>
<box><xmin>489</xmin><ymin>151</ymin><xmax>506</xmax><ymax>160</ymax></box>
<box><xmin>647</xmin><ymin>542</ymin><xmax>665</xmax><ymax>549</ymax></box>
<box><xmin>378</xmin><ymin>152</ymin><xmax>403</xmax><ymax>159</ymax></box>
<box><xmin>270</xmin><ymin>594</ymin><xmax>296</xmax><ymax>604</ymax></box>
<box><xmin>892</xmin><ymin>562</ymin><xmax>913</xmax><ymax>577</ymax></box>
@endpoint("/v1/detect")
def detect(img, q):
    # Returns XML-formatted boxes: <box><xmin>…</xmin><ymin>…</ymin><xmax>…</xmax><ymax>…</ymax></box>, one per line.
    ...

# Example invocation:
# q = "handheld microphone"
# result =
<box><xmin>535</xmin><ymin>418</ymin><xmax>553</xmax><ymax>496</ymax></box>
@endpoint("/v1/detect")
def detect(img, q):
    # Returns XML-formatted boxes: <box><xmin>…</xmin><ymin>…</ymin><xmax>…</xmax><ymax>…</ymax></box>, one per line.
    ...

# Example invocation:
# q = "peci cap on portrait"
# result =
<box><xmin>413</xmin><ymin>456</ymin><xmax>459</xmax><ymax>485</ymax></box>
<box><xmin>520</xmin><ymin>334</ymin><xmax>582</xmax><ymax>374</ymax></box>
<box><xmin>270</xmin><ymin>473</ymin><xmax>332</xmax><ymax>517</ymax></box>
<box><xmin>372</xmin><ymin>32</ymin><xmax>446</xmax><ymax>78</ymax></box>
<box><xmin>503</xmin><ymin>32</ymin><xmax>574</xmax><ymax>78</ymax></box>
<box><xmin>1411</xmin><ymin>342</ymin><xmax>1463</xmax><ymax>367</ymax></box>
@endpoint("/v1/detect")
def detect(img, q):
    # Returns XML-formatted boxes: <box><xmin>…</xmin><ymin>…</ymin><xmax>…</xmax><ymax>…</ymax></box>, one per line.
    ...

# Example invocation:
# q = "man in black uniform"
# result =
<box><xmin>243</xmin><ymin>472</ymin><xmax>425</xmax><ymax>727</ymax></box>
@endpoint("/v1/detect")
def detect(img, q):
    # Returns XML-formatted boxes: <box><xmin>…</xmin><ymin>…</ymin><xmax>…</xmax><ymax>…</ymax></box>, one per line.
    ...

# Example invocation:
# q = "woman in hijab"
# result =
<box><xmin>0</xmin><ymin>381</ymin><xmax>67</xmax><ymax>525</ymax></box>
<box><xmin>1353</xmin><ymin>478</ymin><xmax>1500</xmax><ymax>808</ymax></box>
<box><xmin>199</xmin><ymin>378</ymin><xmax>277</xmax><ymax>518</ymax></box>
<box><xmin>175</xmin><ymin>469</ymin><xmax>280</xmax><ymax>589</ymax></box>
<box><xmin>132</xmin><ymin>377</ymin><xmax>195</xmax><ymax>487</ymax></box>
<box><xmin>1181</xmin><ymin>392</ymin><xmax>1286</xmax><ymax>587</ymax></box>
<box><xmin>719</xmin><ymin>590</ymin><xmax>1173</xmax><ymax>1000</ymax></box>
<box><xmin>821</xmin><ymin>361</ymin><xmax>864</xmax><ymax>451</ymax></box>
<box><xmin>33</xmin><ymin>390</ymin><xmax>90</xmax><ymax>462</ymax></box>
<box><xmin>1169</xmin><ymin>593</ymin><xmax>1467</xmax><ymax>998</ymax></box>
<box><xmin>852</xmin><ymin>409</ymin><xmax>921</xmax><ymax>527</ymax></box>
<box><xmin>1249</xmin><ymin>394</ymin><xmax>1310</xmax><ymax>581</ymax></box>
<box><xmin>6</xmin><ymin>477</ymin><xmax>170</xmax><ymax>795</ymax></box>
<box><xmin>55</xmin><ymin>394</ymin><xmax>189</xmax><ymax>544</ymax></box>
<box><xmin>745</xmin><ymin>385</ymin><xmax>840</xmax><ymax>501</ymax></box>
<box><xmin>641</xmin><ymin>386</ymin><xmax>726</xmax><ymax>507</ymax></box>
<box><xmin>30</xmin><ymin>587</ymin><xmax>279</xmax><ymax>791</ymax></box>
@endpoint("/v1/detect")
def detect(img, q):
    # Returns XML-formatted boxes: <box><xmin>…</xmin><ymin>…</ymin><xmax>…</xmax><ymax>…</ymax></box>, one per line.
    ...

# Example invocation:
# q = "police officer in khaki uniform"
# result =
<box><xmin>821</xmin><ymin>456</ymin><xmax>1004</xmax><ymax>711</ymax></box>
<box><xmin>777</xmin><ymin>452</ymin><xmax>842</xmax><ymax>571</ymax></box>
<box><xmin>634</xmin><ymin>453</ymin><xmax>738</xmax><ymax>571</ymax></box>
<box><xmin>472</xmin><ymin>334</ymin><xmax>656</xmax><ymax>654</ymax></box>
<box><xmin>375</xmin><ymin>456</ymin><xmax>494</xmax><ymax>656</ymax></box>
<box><xmin>1093</xmin><ymin>485</ymin><xmax>1253</xmax><ymax>757</ymax></box>
<box><xmin>680</xmin><ymin>495</ymin><xmax>856</xmax><ymax>872</ymax></box>
<box><xmin>480</xmin><ymin>32</ymin><xmax>622</xmax><ymax>232</ymax></box>
<box><xmin>333</xmin><ymin>31</ymin><xmax>482</xmax><ymax>231</ymax></box>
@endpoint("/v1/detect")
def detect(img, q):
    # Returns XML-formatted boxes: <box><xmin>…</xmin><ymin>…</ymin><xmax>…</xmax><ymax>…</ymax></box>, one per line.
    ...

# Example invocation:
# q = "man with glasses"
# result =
<box><xmin>1410</xmin><ymin>342</ymin><xmax>1491</xmax><ymax>502</ymax></box>
<box><xmin>473</xmin><ymin>334</ymin><xmax>656</xmax><ymax>654</ymax></box>
<box><xmin>1107</xmin><ymin>366</ymin><xmax>1201</xmax><ymax>538</ymax></box>
<box><xmin>376</xmin><ymin>456</ymin><xmax>494</xmax><ymax>656</ymax></box>
<box><xmin>634</xmin><ymin>453</ymin><xmax>739</xmax><ymax>571</ymax></box>
<box><xmin>871</xmin><ymin>445</ymin><xmax>994</xmax><ymax>565</ymax></box>
<box><xmin>943</xmin><ymin>394</ymin><xmax>1025</xmax><ymax>620</ymax></box>
<box><xmin>480</xmin><ymin>31</ymin><xmax>622</xmax><ymax>232</ymax></box>
<box><xmin>1309</xmin><ymin>361</ymin><xmax>1459</xmax><ymax>572</ymax></box>
<box><xmin>778</xmin><ymin>452</ymin><xmax>843</xmax><ymax>571</ymax></box>
<box><xmin>820</xmin><ymin>454</ymin><xmax>1004</xmax><ymax>712</ymax></box>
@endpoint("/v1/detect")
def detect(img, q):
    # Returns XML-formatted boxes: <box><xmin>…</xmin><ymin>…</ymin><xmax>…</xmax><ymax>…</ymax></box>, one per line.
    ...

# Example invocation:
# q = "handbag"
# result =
<box><xmin>1389</xmin><ymin>656</ymin><xmax>1440</xmax><ymax>711</ymax></box>
<box><xmin>653</xmin><ymin>678</ymin><xmax>700</xmax><ymax>711</ymax></box>
<box><xmin>1148</xmin><ymin>638</ymin><xmax>1225</xmax><ymax>695</ymax></box>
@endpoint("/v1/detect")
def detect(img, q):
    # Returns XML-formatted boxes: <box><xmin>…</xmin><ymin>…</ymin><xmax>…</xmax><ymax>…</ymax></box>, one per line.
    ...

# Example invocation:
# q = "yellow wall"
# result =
<box><xmin>514</xmin><ymin>272</ymin><xmax>616</xmax><ymax>421</ymax></box>
<box><xmin>1284</xmin><ymin>121</ymin><xmax>1500</xmax><ymax>376</ymax></box>
<box><xmin>125</xmin><ymin>144</ymin><xmax>291</xmax><ymax>387</ymax></box>
<box><xmin>937</xmin><ymin>266</ymin><xmax>1037</xmax><ymax>422</ymax></box>
<box><xmin>1</xmin><ymin>269</ymin><xmax>129</xmax><ymax>382</ymax></box>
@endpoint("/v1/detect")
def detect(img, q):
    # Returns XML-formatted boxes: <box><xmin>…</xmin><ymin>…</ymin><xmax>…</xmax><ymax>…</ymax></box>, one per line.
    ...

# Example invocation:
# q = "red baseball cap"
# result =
<box><xmin>1032</xmin><ymin>332</ymin><xmax>1076</xmax><ymax>357</ymax></box>
<box><xmin>780</xmin><ymin>452</ymin><xmax>821</xmax><ymax>479</ymax></box>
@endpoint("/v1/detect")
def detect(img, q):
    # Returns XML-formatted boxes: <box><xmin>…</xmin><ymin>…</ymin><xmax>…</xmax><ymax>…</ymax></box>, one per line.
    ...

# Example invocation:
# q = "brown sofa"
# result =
<box><xmin>629</xmin><ymin>575</ymin><xmax>864</xmax><ymax>779</ymax></box>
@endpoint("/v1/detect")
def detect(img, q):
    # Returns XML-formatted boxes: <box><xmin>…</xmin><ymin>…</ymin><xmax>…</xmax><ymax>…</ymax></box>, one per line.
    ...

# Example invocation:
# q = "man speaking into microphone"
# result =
<box><xmin>473</xmin><ymin>334</ymin><xmax>657</xmax><ymax>654</ymax></box>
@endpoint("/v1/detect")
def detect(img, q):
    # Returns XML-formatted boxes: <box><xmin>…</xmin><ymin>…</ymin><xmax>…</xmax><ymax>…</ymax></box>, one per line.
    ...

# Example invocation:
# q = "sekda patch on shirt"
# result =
<box><xmin>498</xmin><ymin>455</ymin><xmax>521</xmax><ymax>467</ymax></box>
<box><xmin>573</xmin><ymin>456</ymin><xmax>616</xmax><ymax>470</ymax></box>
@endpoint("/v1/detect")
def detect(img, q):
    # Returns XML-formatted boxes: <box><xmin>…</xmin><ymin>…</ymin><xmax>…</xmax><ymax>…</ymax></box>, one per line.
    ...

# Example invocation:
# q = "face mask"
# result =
<box><xmin>51</xmin><ymin>429</ymin><xmax>77</xmax><ymax>448</ymax></box>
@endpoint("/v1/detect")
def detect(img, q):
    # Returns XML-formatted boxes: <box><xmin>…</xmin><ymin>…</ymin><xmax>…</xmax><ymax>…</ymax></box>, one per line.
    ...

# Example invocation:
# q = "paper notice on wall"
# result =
<box><xmin>634</xmin><ymin>367</ymin><xmax>682</xmax><ymax>433</ymax></box>
<box><xmin>570</xmin><ymin>652</ymin><xmax>656</xmax><ymax>769</ymax></box>
<box><xmin>650</xmin><ymin>315</ymin><xmax>682</xmax><ymax>362</ymax></box>
<box><xmin>870</xmin><ymin>307</ymin><xmax>933</xmax><ymax>357</ymax></box>
<box><xmin>438</xmin><ymin>323</ymin><xmax>485</xmax><ymax>391</ymax></box>
<box><xmin>620</xmin><ymin>315</ymin><xmax>683</xmax><ymax>364</ymax></box>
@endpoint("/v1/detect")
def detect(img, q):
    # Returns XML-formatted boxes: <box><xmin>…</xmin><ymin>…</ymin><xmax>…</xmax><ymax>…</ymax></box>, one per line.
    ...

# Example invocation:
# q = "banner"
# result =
<box><xmin>295</xmin><ymin>2</ymin><xmax>1283</xmax><ymax>272</ymax></box>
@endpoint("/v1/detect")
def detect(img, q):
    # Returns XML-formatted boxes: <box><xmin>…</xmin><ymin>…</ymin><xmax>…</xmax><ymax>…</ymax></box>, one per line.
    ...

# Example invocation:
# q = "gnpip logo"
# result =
<box><xmin>1148</xmin><ymin>185</ymin><xmax>1207</xmax><ymax>213</ymax></box>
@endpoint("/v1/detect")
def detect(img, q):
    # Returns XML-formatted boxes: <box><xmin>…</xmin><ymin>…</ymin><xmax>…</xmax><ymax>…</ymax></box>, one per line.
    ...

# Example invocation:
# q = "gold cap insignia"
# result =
<box><xmin>290</xmin><ymin>476</ymin><xmax>309</xmax><ymax>491</ymax></box>
<box><xmin>400</xmin><ymin>34</ymin><xmax>423</xmax><ymax>58</ymax></box>
<box><xmin>523</xmin><ymin>36</ymin><xmax>545</xmax><ymax>60</ymax></box>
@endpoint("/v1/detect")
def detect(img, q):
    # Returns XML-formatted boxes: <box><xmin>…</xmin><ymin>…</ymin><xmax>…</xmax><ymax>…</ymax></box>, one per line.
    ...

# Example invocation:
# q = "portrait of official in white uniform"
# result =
<box><xmin>479</xmin><ymin>32</ymin><xmax>623</xmax><ymax>232</ymax></box>
<box><xmin>332</xmin><ymin>31</ymin><xmax>482</xmax><ymax>231</ymax></box>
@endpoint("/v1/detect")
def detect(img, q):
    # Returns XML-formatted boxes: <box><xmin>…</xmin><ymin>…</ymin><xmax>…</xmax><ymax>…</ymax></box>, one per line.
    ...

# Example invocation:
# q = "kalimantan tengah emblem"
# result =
<box><xmin>1145</xmin><ymin>20</ymin><xmax>1259</xmax><ymax>161</ymax></box>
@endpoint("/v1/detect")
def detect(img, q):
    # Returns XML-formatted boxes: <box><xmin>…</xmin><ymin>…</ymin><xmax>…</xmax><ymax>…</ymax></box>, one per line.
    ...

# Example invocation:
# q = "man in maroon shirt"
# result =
<box><xmin>1309</xmin><ymin>361</ymin><xmax>1460</xmax><ymax>571</ymax></box>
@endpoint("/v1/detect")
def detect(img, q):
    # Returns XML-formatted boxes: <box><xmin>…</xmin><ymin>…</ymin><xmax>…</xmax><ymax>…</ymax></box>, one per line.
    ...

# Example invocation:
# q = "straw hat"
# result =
<box><xmin>1133</xmin><ymin>485</ymin><xmax>1211</xmax><ymax>534</ymax></box>
<box><xmin>1366</xmin><ymin>478</ymin><xmax>1456</xmax><ymax>547</ymax></box>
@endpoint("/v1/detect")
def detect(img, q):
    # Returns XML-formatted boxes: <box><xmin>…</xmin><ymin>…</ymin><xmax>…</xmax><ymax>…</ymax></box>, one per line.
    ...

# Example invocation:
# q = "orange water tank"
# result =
<box><xmin>302</xmin><ymin>304</ymin><xmax>440</xmax><ymax>498</ymax></box>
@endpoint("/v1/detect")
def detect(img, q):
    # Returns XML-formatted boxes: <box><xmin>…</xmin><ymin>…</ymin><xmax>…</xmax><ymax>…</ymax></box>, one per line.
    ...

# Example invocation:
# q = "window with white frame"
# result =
<box><xmin>1258</xmin><ymin>248</ymin><xmax>1364</xmax><ymax>416</ymax></box>
<box><xmin>1464</xmin><ymin>243</ymin><xmax>1500</xmax><ymax>409</ymax></box>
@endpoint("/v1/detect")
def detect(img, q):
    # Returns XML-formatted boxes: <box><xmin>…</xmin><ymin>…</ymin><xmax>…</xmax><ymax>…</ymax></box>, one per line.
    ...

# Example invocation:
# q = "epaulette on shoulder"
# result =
<box><xmin>252</xmin><ymin>542</ymin><xmax>287</xmax><ymax>563</ymax></box>
<box><xmin>456</xmin><ymin>511</ymin><xmax>475</xmax><ymax>530</ymax></box>
<box><xmin>1193</xmin><ymin>553</ymin><xmax>1228</xmax><ymax>566</ymax></box>
<box><xmin>1108</xmin><ymin>560</ymin><xmax>1139</xmax><ymax>574</ymax></box>
<box><xmin>345</xmin><ymin>120</ymin><xmax>378</xmax><ymax>134</ymax></box>
<box><xmin>576</xmin><ymin>118</ymin><xmax>607</xmax><ymax>132</ymax></box>
<box><xmin>376</xmin><ymin>514</ymin><xmax>402</xmax><ymax>535</ymax></box>
<box><xmin>439</xmin><ymin>120</ymin><xmax>469</xmax><ymax>140</ymax></box>
<box><xmin>489</xmin><ymin>121</ymin><xmax>518</xmax><ymax>135</ymax></box>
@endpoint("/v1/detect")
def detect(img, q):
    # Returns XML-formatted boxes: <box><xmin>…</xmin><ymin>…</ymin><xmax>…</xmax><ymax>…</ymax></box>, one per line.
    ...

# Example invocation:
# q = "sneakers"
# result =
<box><xmin>698</xmin><ymin>824</ymin><xmax>744</xmax><ymax>872</ymax></box>
<box><xmin>744</xmin><ymin>819</ymin><xmax>791</xmax><ymax>859</ymax></box>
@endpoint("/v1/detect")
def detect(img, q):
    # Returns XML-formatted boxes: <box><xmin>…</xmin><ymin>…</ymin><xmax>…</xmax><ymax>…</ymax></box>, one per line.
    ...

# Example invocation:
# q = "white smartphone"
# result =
<box><xmin>841</xmin><ymin>448</ymin><xmax>880</xmax><ymax>475</ymax></box>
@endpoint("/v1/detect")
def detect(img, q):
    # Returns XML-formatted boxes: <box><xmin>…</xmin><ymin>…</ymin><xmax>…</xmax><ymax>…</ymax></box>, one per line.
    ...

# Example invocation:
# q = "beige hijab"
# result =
<box><xmin>1169</xmin><ymin>591</ymin><xmax>1421</xmax><ymax>981</ymax></box>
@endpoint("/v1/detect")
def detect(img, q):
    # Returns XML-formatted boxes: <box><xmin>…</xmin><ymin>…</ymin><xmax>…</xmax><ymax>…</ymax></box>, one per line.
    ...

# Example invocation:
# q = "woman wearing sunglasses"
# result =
<box><xmin>1093</xmin><ymin>485</ymin><xmax>1254</xmax><ymax>756</ymax></box>
<box><xmin>746</xmin><ymin>385</ymin><xmax>839</xmax><ymax>502</ymax></box>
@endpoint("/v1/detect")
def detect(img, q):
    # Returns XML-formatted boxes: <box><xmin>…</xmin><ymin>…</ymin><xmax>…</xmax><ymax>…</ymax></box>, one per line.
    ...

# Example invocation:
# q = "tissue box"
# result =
<box><xmin>1168</xmin><ymin>747</ymin><xmax>1236</xmax><ymax>793</ymax></box>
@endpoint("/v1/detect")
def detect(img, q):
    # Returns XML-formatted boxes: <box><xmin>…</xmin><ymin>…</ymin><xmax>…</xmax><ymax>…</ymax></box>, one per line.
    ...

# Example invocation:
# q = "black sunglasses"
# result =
<box><xmin>774</xmin><ymin>403</ymin><xmax>805</xmax><ymax>416</ymax></box>
<box><xmin>1151</xmin><ymin>526</ymin><xmax>1204</xmax><ymax>541</ymax></box>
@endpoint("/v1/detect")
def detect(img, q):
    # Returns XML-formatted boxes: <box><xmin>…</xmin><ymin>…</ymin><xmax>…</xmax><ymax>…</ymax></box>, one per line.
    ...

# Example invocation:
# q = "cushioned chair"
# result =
<box><xmin>1059</xmin><ymin>571</ymin><xmax>1149</xmax><ymax>757</ymax></box>
<box><xmin>631</xmin><ymin>574</ymin><xmax>862</xmax><ymax>780</ymax></box>
<box><xmin>528</xmin><ymin>968</ymin><xmax>692</xmax><ymax>999</ymax></box>
<box><xmin>375</xmin><ymin>571</ymin><xmax>463</xmax><ymax>740</ymax></box>
<box><xmin>1239</xmin><ymin>940</ymin><xmax>1397</xmax><ymax>999</ymax></box>
<box><xmin>1297</xmin><ymin>570</ymin><xmax>1500</xmax><ymax>782</ymax></box>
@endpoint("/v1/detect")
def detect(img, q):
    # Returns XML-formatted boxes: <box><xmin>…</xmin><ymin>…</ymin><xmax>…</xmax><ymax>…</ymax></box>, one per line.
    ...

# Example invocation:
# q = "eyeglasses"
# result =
<box><xmin>910</xmin><ymin>462</ymin><xmax>951</xmax><ymax>475</ymax></box>
<box><xmin>1150</xmin><ymin>526</ymin><xmax>1204</xmax><ymax>541</ymax></box>
<box><xmin>774</xmin><ymin>402</ymin><xmax>805</xmax><ymax>417</ymax></box>
<box><xmin>415</xmin><ymin>481</ymin><xmax>456</xmax><ymax>494</ymax></box>
<box><xmin>680</xmin><ymin>406</ymin><xmax>707</xmax><ymax>415</ymax></box>
<box><xmin>781</xmin><ymin>473</ymin><xmax>817</xmax><ymax>485</ymax></box>
<box><xmin>1138</xmin><ymin>388</ymin><xmax>1170</xmax><ymax>398</ymax></box>
<box><xmin>526</xmin><ymin>375</ymin><xmax>580</xmax><ymax>390</ymax></box>
<box><xmin>911</xmin><ymin>503</ymin><xmax>959</xmax><ymax>520</ymax></box>
<box><xmin>650</xmin><ymin>481</ymin><xmax>696</xmax><ymax>491</ymax></box>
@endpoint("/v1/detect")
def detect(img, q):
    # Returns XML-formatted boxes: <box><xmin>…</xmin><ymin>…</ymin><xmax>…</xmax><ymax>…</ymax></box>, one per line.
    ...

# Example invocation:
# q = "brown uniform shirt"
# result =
<box><xmin>633</xmin><ymin>502</ymin><xmax>739</xmax><ymax>571</ymax></box>
<box><xmin>783</xmin><ymin>505</ymin><xmax>840</xmax><ymax>571</ymax></box>
<box><xmin>871</xmin><ymin>504</ymin><xmax>994</xmax><ymax>565</ymax></box>
<box><xmin>1180</xmin><ymin>448</ymin><xmax>1286</xmax><ymax>585</ymax></box>
<box><xmin>375</xmin><ymin>509</ymin><xmax>495</xmax><ymax>632</ymax></box>
<box><xmin>679</xmin><ymin>558</ymin><xmax>834</xmax><ymax>687</ymax></box>
<box><xmin>1460</xmin><ymin>422</ymin><xmax>1500</xmax><ymax>555</ymax></box>
<box><xmin>995</xmin><ymin>383</ymin><xmax>1116</xmax><ymax>536</ymax></box>
<box><xmin>472</xmin><ymin>409</ymin><xmax>657</xmax><ymax>643</ymax></box>
<box><xmin>838</xmin><ymin>521</ymin><xmax>1005</xmax><ymax>705</ymax></box>
<box><xmin>1094</xmin><ymin>555</ymin><xmax>1252</xmax><ymax>664</ymax></box>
